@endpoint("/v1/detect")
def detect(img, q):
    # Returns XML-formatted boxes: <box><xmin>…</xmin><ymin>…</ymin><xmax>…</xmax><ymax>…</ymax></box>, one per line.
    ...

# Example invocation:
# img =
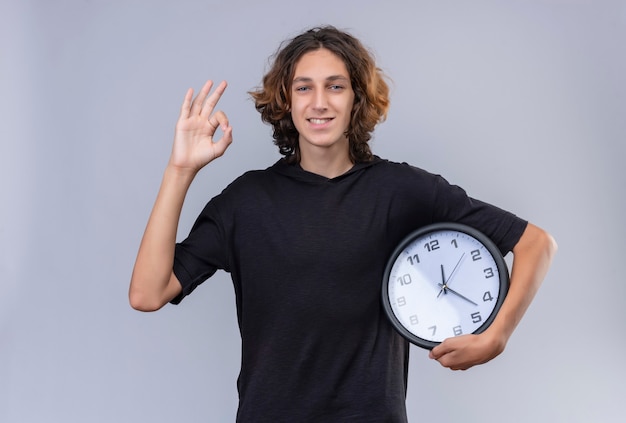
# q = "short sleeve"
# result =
<box><xmin>170</xmin><ymin>198</ymin><xmax>231</xmax><ymax>304</ymax></box>
<box><xmin>430</xmin><ymin>175</ymin><xmax>528</xmax><ymax>256</ymax></box>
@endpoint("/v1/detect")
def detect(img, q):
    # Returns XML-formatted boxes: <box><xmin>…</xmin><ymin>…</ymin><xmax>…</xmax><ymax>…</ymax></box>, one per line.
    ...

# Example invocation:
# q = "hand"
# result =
<box><xmin>170</xmin><ymin>80</ymin><xmax>233</xmax><ymax>173</ymax></box>
<box><xmin>428</xmin><ymin>331</ymin><xmax>506</xmax><ymax>371</ymax></box>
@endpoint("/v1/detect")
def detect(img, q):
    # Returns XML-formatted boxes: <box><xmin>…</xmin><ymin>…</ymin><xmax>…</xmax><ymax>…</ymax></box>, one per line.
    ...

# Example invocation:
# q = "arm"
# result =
<box><xmin>129</xmin><ymin>80</ymin><xmax>233</xmax><ymax>312</ymax></box>
<box><xmin>429</xmin><ymin>222</ymin><xmax>557</xmax><ymax>370</ymax></box>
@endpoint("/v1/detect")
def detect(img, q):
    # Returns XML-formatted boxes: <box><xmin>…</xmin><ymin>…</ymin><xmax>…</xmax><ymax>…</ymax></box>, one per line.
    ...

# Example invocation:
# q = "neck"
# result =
<box><xmin>299</xmin><ymin>146</ymin><xmax>353</xmax><ymax>179</ymax></box>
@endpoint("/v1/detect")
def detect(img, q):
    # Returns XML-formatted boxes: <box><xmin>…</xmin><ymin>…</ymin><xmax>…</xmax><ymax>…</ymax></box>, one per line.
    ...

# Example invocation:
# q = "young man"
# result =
<box><xmin>130</xmin><ymin>26</ymin><xmax>556</xmax><ymax>422</ymax></box>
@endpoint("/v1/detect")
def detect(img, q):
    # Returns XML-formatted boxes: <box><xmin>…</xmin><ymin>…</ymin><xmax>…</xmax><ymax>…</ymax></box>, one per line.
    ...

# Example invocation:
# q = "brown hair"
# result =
<box><xmin>249</xmin><ymin>26</ymin><xmax>390</xmax><ymax>163</ymax></box>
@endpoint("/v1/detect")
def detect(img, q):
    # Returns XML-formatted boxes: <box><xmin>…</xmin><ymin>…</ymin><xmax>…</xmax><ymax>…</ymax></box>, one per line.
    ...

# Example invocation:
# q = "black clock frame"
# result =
<box><xmin>381</xmin><ymin>222</ymin><xmax>510</xmax><ymax>350</ymax></box>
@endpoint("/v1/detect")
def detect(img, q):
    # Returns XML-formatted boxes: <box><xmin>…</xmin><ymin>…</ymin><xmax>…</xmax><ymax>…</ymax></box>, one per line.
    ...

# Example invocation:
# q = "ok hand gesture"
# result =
<box><xmin>170</xmin><ymin>80</ymin><xmax>233</xmax><ymax>173</ymax></box>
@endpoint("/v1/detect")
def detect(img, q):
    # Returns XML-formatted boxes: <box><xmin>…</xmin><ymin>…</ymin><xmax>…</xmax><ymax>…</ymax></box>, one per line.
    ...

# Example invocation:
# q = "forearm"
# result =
<box><xmin>129</xmin><ymin>165</ymin><xmax>197</xmax><ymax>311</ymax></box>
<box><xmin>486</xmin><ymin>223</ymin><xmax>558</xmax><ymax>346</ymax></box>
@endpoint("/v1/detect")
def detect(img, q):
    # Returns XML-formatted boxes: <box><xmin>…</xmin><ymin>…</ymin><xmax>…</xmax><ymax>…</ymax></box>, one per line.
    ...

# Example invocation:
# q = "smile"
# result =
<box><xmin>308</xmin><ymin>118</ymin><xmax>333</xmax><ymax>124</ymax></box>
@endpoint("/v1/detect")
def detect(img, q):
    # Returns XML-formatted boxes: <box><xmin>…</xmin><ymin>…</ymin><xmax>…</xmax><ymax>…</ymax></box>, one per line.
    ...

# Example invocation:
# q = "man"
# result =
<box><xmin>130</xmin><ymin>26</ymin><xmax>556</xmax><ymax>422</ymax></box>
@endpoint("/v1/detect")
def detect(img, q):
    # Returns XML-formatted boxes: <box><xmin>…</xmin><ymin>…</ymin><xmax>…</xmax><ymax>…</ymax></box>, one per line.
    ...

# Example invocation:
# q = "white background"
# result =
<box><xmin>1</xmin><ymin>0</ymin><xmax>624</xmax><ymax>422</ymax></box>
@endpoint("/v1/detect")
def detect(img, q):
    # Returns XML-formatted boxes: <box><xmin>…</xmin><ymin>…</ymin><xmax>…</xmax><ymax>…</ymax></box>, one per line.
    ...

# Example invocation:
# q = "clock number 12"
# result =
<box><xmin>424</xmin><ymin>239</ymin><xmax>440</xmax><ymax>252</ymax></box>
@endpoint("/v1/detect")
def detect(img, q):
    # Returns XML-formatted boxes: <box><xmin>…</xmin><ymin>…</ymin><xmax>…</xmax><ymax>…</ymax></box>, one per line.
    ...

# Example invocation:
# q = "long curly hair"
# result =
<box><xmin>249</xmin><ymin>26</ymin><xmax>390</xmax><ymax>163</ymax></box>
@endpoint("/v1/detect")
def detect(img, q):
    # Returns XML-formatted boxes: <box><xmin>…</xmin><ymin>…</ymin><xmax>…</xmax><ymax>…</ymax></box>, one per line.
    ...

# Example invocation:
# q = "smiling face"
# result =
<box><xmin>290</xmin><ymin>48</ymin><xmax>355</xmax><ymax>161</ymax></box>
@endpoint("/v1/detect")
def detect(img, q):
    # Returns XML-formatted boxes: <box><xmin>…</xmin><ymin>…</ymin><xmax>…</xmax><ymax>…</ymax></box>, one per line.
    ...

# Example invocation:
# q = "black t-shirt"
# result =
<box><xmin>173</xmin><ymin>157</ymin><xmax>527</xmax><ymax>422</ymax></box>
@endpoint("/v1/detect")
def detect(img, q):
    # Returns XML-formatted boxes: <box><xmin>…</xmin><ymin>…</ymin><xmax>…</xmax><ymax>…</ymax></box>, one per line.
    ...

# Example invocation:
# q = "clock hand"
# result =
<box><xmin>437</xmin><ymin>283</ymin><xmax>478</xmax><ymax>306</ymax></box>
<box><xmin>437</xmin><ymin>253</ymin><xmax>465</xmax><ymax>298</ymax></box>
<box><xmin>445</xmin><ymin>252</ymin><xmax>466</xmax><ymax>286</ymax></box>
<box><xmin>437</xmin><ymin>264</ymin><xmax>447</xmax><ymax>298</ymax></box>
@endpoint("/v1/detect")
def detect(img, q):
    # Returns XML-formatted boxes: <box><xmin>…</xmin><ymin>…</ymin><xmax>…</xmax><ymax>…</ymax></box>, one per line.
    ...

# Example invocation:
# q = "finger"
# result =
<box><xmin>211</xmin><ymin>126</ymin><xmax>234</xmax><ymax>159</ymax></box>
<box><xmin>208</xmin><ymin>110</ymin><xmax>230</xmax><ymax>132</ymax></box>
<box><xmin>179</xmin><ymin>88</ymin><xmax>194</xmax><ymax>119</ymax></box>
<box><xmin>206</xmin><ymin>111</ymin><xmax>230</xmax><ymax>139</ymax></box>
<box><xmin>429</xmin><ymin>340</ymin><xmax>452</xmax><ymax>360</ymax></box>
<box><xmin>431</xmin><ymin>349</ymin><xmax>462</xmax><ymax>370</ymax></box>
<box><xmin>209</xmin><ymin>112</ymin><xmax>232</xmax><ymax>146</ymax></box>
<box><xmin>200</xmin><ymin>80</ymin><xmax>228</xmax><ymax>119</ymax></box>
<box><xmin>190</xmin><ymin>80</ymin><xmax>214</xmax><ymax>116</ymax></box>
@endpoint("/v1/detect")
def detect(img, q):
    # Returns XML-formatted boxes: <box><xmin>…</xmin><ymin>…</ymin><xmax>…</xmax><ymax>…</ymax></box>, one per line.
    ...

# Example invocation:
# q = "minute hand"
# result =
<box><xmin>437</xmin><ymin>253</ymin><xmax>466</xmax><ymax>298</ymax></box>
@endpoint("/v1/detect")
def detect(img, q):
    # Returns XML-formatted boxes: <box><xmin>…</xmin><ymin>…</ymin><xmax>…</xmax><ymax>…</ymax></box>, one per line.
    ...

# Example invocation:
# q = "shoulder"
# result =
<box><xmin>366</xmin><ymin>156</ymin><xmax>441</xmax><ymax>184</ymax></box>
<box><xmin>221</xmin><ymin>161</ymin><xmax>282</xmax><ymax>193</ymax></box>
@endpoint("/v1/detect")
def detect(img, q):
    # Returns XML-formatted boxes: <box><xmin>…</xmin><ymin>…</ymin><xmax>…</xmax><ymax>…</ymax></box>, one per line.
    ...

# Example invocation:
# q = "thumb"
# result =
<box><xmin>211</xmin><ymin>126</ymin><xmax>234</xmax><ymax>159</ymax></box>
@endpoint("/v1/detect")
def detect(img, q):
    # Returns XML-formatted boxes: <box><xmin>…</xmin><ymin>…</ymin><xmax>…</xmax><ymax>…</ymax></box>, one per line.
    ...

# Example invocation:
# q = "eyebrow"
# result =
<box><xmin>292</xmin><ymin>75</ymin><xmax>350</xmax><ymax>83</ymax></box>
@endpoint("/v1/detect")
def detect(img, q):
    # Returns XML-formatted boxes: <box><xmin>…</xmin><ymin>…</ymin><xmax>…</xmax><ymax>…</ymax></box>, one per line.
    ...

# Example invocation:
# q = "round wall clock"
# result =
<box><xmin>382</xmin><ymin>223</ymin><xmax>509</xmax><ymax>350</ymax></box>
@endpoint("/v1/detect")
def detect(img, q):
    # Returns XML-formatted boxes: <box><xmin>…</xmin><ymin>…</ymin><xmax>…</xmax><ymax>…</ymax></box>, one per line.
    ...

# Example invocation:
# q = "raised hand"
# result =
<box><xmin>170</xmin><ymin>80</ymin><xmax>233</xmax><ymax>173</ymax></box>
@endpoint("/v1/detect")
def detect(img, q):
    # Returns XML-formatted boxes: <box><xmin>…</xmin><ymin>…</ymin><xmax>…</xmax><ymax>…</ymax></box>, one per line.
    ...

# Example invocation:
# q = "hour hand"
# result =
<box><xmin>437</xmin><ymin>283</ymin><xmax>478</xmax><ymax>306</ymax></box>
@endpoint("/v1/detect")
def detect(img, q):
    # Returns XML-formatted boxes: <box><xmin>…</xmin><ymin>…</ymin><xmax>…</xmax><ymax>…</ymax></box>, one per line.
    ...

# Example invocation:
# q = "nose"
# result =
<box><xmin>313</xmin><ymin>89</ymin><xmax>328</xmax><ymax>111</ymax></box>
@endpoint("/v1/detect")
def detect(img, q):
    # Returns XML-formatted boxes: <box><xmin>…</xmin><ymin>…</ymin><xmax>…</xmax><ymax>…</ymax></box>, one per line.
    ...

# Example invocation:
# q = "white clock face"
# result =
<box><xmin>385</xmin><ymin>226</ymin><xmax>507</xmax><ymax>347</ymax></box>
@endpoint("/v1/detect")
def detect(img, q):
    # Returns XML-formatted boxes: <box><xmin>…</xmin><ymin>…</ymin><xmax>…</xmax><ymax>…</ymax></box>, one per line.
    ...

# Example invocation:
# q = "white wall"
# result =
<box><xmin>1</xmin><ymin>0</ymin><xmax>624</xmax><ymax>422</ymax></box>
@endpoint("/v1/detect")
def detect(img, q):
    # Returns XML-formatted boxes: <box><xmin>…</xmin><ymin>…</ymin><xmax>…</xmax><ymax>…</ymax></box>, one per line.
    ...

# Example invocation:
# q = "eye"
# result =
<box><xmin>294</xmin><ymin>86</ymin><xmax>310</xmax><ymax>92</ymax></box>
<box><xmin>329</xmin><ymin>85</ymin><xmax>344</xmax><ymax>91</ymax></box>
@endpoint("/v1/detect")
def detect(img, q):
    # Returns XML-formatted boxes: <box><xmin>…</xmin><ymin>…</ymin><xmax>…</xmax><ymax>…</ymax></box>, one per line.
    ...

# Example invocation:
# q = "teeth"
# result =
<box><xmin>309</xmin><ymin>118</ymin><xmax>330</xmax><ymax>124</ymax></box>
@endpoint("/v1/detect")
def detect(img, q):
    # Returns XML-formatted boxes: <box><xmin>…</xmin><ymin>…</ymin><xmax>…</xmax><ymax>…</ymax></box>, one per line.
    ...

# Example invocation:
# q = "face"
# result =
<box><xmin>290</xmin><ymin>48</ymin><xmax>355</xmax><ymax>157</ymax></box>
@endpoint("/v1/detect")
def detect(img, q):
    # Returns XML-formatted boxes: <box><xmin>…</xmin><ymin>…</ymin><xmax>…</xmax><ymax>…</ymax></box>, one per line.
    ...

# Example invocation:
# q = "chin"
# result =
<box><xmin>302</xmin><ymin>135</ymin><xmax>348</xmax><ymax>149</ymax></box>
